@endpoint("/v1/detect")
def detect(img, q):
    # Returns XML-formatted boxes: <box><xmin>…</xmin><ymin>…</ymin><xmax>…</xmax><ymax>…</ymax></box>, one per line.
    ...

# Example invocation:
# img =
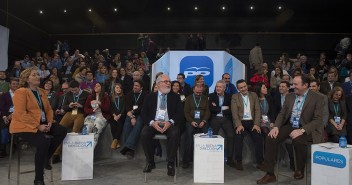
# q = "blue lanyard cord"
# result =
<box><xmin>260</xmin><ymin>98</ymin><xmax>267</xmax><ymax>114</ymax></box>
<box><xmin>114</xmin><ymin>96</ymin><xmax>120</xmax><ymax>111</ymax></box>
<box><xmin>333</xmin><ymin>103</ymin><xmax>339</xmax><ymax>116</ymax></box>
<box><xmin>241</xmin><ymin>94</ymin><xmax>249</xmax><ymax>108</ymax></box>
<box><xmin>32</xmin><ymin>89</ymin><xmax>43</xmax><ymax>110</ymax></box>
<box><xmin>193</xmin><ymin>94</ymin><xmax>202</xmax><ymax>110</ymax></box>
<box><xmin>134</xmin><ymin>91</ymin><xmax>142</xmax><ymax>105</ymax></box>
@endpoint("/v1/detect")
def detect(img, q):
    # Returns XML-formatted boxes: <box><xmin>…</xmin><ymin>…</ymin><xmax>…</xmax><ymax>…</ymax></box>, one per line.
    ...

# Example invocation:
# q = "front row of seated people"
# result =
<box><xmin>8</xmin><ymin>67</ymin><xmax>336</xmax><ymax>184</ymax></box>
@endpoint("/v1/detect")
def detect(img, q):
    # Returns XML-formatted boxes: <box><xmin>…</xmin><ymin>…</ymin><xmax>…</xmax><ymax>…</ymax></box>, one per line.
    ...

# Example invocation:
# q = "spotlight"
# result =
<box><xmin>88</xmin><ymin>9</ymin><xmax>92</xmax><ymax>12</ymax></box>
<box><xmin>39</xmin><ymin>10</ymin><xmax>43</xmax><ymax>14</ymax></box>
<box><xmin>278</xmin><ymin>6</ymin><xmax>282</xmax><ymax>10</ymax></box>
<box><xmin>250</xmin><ymin>6</ymin><xmax>254</xmax><ymax>10</ymax></box>
<box><xmin>222</xmin><ymin>6</ymin><xmax>226</xmax><ymax>10</ymax></box>
<box><xmin>194</xmin><ymin>6</ymin><xmax>198</xmax><ymax>11</ymax></box>
<box><xmin>114</xmin><ymin>8</ymin><xmax>118</xmax><ymax>12</ymax></box>
<box><xmin>64</xmin><ymin>9</ymin><xmax>67</xmax><ymax>13</ymax></box>
<box><xmin>167</xmin><ymin>7</ymin><xmax>171</xmax><ymax>11</ymax></box>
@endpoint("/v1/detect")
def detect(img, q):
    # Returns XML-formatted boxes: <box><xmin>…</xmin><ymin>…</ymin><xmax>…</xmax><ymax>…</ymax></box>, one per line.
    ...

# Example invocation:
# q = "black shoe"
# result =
<box><xmin>34</xmin><ymin>180</ymin><xmax>45</xmax><ymax>185</ymax></box>
<box><xmin>120</xmin><ymin>147</ymin><xmax>128</xmax><ymax>156</ymax></box>
<box><xmin>226</xmin><ymin>159</ymin><xmax>235</xmax><ymax>168</ymax></box>
<box><xmin>44</xmin><ymin>158</ymin><xmax>52</xmax><ymax>170</ymax></box>
<box><xmin>143</xmin><ymin>162</ymin><xmax>156</xmax><ymax>173</ymax></box>
<box><xmin>289</xmin><ymin>162</ymin><xmax>295</xmax><ymax>171</ymax></box>
<box><xmin>182</xmin><ymin>161</ymin><xmax>190</xmax><ymax>169</ymax></box>
<box><xmin>167</xmin><ymin>162</ymin><xmax>175</xmax><ymax>176</ymax></box>
<box><xmin>125</xmin><ymin>150</ymin><xmax>135</xmax><ymax>160</ymax></box>
<box><xmin>52</xmin><ymin>155</ymin><xmax>61</xmax><ymax>164</ymax></box>
<box><xmin>233</xmin><ymin>161</ymin><xmax>244</xmax><ymax>171</ymax></box>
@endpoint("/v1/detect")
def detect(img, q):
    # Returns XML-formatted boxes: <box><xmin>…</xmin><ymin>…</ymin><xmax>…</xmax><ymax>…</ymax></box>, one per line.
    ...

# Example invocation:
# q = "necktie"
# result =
<box><xmin>160</xmin><ymin>94</ymin><xmax>166</xmax><ymax>110</ymax></box>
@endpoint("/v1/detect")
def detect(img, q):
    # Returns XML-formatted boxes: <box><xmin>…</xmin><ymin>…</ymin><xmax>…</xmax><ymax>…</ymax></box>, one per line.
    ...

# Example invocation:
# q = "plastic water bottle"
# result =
<box><xmin>339</xmin><ymin>134</ymin><xmax>347</xmax><ymax>148</ymax></box>
<box><xmin>208</xmin><ymin>127</ymin><xmax>213</xmax><ymax>138</ymax></box>
<box><xmin>82</xmin><ymin>125</ymin><xmax>88</xmax><ymax>135</ymax></box>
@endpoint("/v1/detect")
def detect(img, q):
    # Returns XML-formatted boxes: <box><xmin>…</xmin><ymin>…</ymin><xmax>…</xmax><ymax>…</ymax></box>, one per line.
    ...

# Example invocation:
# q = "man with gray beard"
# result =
<box><xmin>141</xmin><ymin>74</ymin><xmax>184</xmax><ymax>176</ymax></box>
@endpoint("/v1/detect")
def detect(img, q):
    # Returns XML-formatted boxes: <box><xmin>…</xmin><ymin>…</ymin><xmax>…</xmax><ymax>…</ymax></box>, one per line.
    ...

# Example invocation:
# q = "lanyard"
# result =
<box><xmin>333</xmin><ymin>103</ymin><xmax>339</xmax><ymax>116</ymax></box>
<box><xmin>31</xmin><ymin>89</ymin><xmax>43</xmax><ymax>110</ymax></box>
<box><xmin>134</xmin><ymin>91</ymin><xmax>142</xmax><ymax>105</ymax></box>
<box><xmin>260</xmin><ymin>98</ymin><xmax>267</xmax><ymax>114</ymax></box>
<box><xmin>193</xmin><ymin>94</ymin><xmax>202</xmax><ymax>110</ymax></box>
<box><xmin>114</xmin><ymin>96</ymin><xmax>120</xmax><ymax>110</ymax></box>
<box><xmin>73</xmin><ymin>91</ymin><xmax>81</xmax><ymax>102</ymax></box>
<box><xmin>241</xmin><ymin>94</ymin><xmax>249</xmax><ymax>108</ymax></box>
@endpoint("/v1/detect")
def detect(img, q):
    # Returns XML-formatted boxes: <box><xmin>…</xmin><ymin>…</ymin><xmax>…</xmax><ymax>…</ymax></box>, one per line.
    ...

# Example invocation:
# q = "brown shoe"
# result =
<box><xmin>111</xmin><ymin>139</ymin><xmax>120</xmax><ymax>150</ymax></box>
<box><xmin>257</xmin><ymin>174</ymin><xmax>276</xmax><ymax>184</ymax></box>
<box><xmin>294</xmin><ymin>170</ymin><xmax>304</xmax><ymax>180</ymax></box>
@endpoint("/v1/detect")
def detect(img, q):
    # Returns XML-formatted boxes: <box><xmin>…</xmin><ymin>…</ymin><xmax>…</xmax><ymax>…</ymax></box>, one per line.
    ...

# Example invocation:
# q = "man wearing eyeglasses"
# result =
<box><xmin>141</xmin><ymin>74</ymin><xmax>184</xmax><ymax>176</ymax></box>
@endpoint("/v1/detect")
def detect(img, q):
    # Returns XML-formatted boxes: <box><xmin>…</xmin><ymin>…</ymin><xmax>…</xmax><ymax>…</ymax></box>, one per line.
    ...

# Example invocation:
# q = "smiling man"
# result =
<box><xmin>257</xmin><ymin>75</ymin><xmax>323</xmax><ymax>184</ymax></box>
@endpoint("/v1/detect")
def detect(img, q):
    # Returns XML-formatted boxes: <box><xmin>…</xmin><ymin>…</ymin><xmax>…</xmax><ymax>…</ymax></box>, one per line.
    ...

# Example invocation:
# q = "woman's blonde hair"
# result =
<box><xmin>19</xmin><ymin>67</ymin><xmax>37</xmax><ymax>88</ymax></box>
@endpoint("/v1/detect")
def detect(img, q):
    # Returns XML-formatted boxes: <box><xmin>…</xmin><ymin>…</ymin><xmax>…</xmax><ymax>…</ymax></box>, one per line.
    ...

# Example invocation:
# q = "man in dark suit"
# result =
<box><xmin>0</xmin><ymin>78</ymin><xmax>19</xmax><ymax>157</ymax></box>
<box><xmin>140</xmin><ymin>74</ymin><xmax>184</xmax><ymax>176</ymax></box>
<box><xmin>60</xmin><ymin>57</ymin><xmax>77</xmax><ymax>81</ymax></box>
<box><xmin>231</xmin><ymin>79</ymin><xmax>263</xmax><ymax>170</ymax></box>
<box><xmin>320</xmin><ymin>71</ymin><xmax>341</xmax><ymax>95</ymax></box>
<box><xmin>257</xmin><ymin>75</ymin><xmax>323</xmax><ymax>184</ymax></box>
<box><xmin>208</xmin><ymin>80</ymin><xmax>235</xmax><ymax>167</ymax></box>
<box><xmin>177</xmin><ymin>73</ymin><xmax>192</xmax><ymax>97</ymax></box>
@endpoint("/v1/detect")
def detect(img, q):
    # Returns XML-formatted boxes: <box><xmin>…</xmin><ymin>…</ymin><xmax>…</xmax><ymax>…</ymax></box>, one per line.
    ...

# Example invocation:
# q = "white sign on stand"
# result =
<box><xmin>194</xmin><ymin>134</ymin><xmax>224</xmax><ymax>183</ymax></box>
<box><xmin>62</xmin><ymin>133</ymin><xmax>94</xmax><ymax>180</ymax></box>
<box><xmin>311</xmin><ymin>142</ymin><xmax>352</xmax><ymax>185</ymax></box>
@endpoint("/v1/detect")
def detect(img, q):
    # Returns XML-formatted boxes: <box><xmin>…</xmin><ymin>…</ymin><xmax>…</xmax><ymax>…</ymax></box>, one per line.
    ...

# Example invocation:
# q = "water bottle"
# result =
<box><xmin>81</xmin><ymin>125</ymin><xmax>88</xmax><ymax>135</ymax></box>
<box><xmin>208</xmin><ymin>127</ymin><xmax>213</xmax><ymax>138</ymax></box>
<box><xmin>339</xmin><ymin>134</ymin><xmax>347</xmax><ymax>148</ymax></box>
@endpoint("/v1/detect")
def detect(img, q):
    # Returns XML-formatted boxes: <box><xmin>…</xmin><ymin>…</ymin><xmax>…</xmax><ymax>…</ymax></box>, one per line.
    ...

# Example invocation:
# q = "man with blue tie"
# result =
<box><xmin>141</xmin><ymin>74</ymin><xmax>184</xmax><ymax>176</ymax></box>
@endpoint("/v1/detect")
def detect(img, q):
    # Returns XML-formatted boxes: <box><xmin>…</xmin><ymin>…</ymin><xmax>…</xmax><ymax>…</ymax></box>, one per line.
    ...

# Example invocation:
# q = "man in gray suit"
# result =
<box><xmin>257</xmin><ymin>75</ymin><xmax>323</xmax><ymax>184</ymax></box>
<box><xmin>231</xmin><ymin>79</ymin><xmax>263</xmax><ymax>171</ymax></box>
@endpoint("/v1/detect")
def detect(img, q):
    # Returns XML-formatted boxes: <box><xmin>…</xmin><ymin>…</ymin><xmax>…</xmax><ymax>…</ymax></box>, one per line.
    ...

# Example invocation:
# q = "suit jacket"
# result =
<box><xmin>141</xmin><ymin>91</ymin><xmax>184</xmax><ymax>125</ymax></box>
<box><xmin>184</xmin><ymin>94</ymin><xmax>210</xmax><ymax>123</ymax></box>
<box><xmin>180</xmin><ymin>82</ymin><xmax>192</xmax><ymax>97</ymax></box>
<box><xmin>273</xmin><ymin>93</ymin><xmax>284</xmax><ymax>119</ymax></box>
<box><xmin>320</xmin><ymin>81</ymin><xmax>341</xmax><ymax>95</ymax></box>
<box><xmin>231</xmin><ymin>92</ymin><xmax>261</xmax><ymax>127</ymax></box>
<box><xmin>274</xmin><ymin>90</ymin><xmax>323</xmax><ymax>144</ymax></box>
<box><xmin>125</xmin><ymin>90</ymin><xmax>147</xmax><ymax>116</ymax></box>
<box><xmin>0</xmin><ymin>91</ymin><xmax>13</xmax><ymax>117</ymax></box>
<box><xmin>10</xmin><ymin>88</ymin><xmax>54</xmax><ymax>133</ymax></box>
<box><xmin>208</xmin><ymin>92</ymin><xmax>232</xmax><ymax>121</ymax></box>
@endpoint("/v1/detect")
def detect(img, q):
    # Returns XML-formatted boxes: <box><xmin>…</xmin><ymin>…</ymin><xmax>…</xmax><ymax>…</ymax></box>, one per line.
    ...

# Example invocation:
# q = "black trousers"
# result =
<box><xmin>209</xmin><ymin>117</ymin><xmax>234</xmax><ymax>159</ymax></box>
<box><xmin>182</xmin><ymin>122</ymin><xmax>207</xmax><ymax>163</ymax></box>
<box><xmin>347</xmin><ymin>124</ymin><xmax>352</xmax><ymax>144</ymax></box>
<box><xmin>234</xmin><ymin>120</ymin><xmax>263</xmax><ymax>164</ymax></box>
<box><xmin>108</xmin><ymin>116</ymin><xmax>125</xmax><ymax>140</ymax></box>
<box><xmin>16</xmin><ymin>123</ymin><xmax>67</xmax><ymax>181</ymax></box>
<box><xmin>263</xmin><ymin>124</ymin><xmax>312</xmax><ymax>173</ymax></box>
<box><xmin>141</xmin><ymin>124</ymin><xmax>179</xmax><ymax>163</ymax></box>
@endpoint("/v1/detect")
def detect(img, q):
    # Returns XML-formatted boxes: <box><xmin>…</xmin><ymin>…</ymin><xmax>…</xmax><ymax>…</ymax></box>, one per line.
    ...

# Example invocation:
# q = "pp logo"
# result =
<box><xmin>180</xmin><ymin>56</ymin><xmax>214</xmax><ymax>87</ymax></box>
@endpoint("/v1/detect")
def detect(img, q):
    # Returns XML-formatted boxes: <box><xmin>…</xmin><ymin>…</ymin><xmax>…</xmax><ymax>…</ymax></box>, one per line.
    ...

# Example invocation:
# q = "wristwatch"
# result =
<box><xmin>300</xmin><ymin>128</ymin><xmax>306</xmax><ymax>134</ymax></box>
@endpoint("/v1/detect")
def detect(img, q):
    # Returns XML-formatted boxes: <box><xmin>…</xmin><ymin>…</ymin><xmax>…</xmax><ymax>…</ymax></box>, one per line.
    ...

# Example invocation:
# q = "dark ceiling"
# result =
<box><xmin>1</xmin><ymin>0</ymin><xmax>350</xmax><ymax>34</ymax></box>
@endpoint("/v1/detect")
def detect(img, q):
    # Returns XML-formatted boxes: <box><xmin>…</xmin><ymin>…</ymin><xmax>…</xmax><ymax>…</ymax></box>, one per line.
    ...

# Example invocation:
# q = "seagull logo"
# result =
<box><xmin>184</xmin><ymin>67</ymin><xmax>210</xmax><ymax>71</ymax></box>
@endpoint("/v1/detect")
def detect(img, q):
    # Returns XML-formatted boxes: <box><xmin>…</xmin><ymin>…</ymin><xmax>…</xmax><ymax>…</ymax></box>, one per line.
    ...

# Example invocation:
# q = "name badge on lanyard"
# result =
<box><xmin>292</xmin><ymin>117</ymin><xmax>300</xmax><ymax>128</ymax></box>
<box><xmin>133</xmin><ymin>105</ymin><xmax>138</xmax><ymax>110</ymax></box>
<box><xmin>72</xmin><ymin>108</ymin><xmax>78</xmax><ymax>115</ymax></box>
<box><xmin>157</xmin><ymin>109</ymin><xmax>166</xmax><ymax>121</ymax></box>
<box><xmin>193</xmin><ymin>94</ymin><xmax>202</xmax><ymax>119</ymax></box>
<box><xmin>194</xmin><ymin>110</ymin><xmax>201</xmax><ymax>119</ymax></box>
<box><xmin>41</xmin><ymin>111</ymin><xmax>46</xmax><ymax>122</ymax></box>
<box><xmin>262</xmin><ymin>115</ymin><xmax>269</xmax><ymax>123</ymax></box>
<box><xmin>334</xmin><ymin>116</ymin><xmax>341</xmax><ymax>125</ymax></box>
<box><xmin>9</xmin><ymin>106</ymin><xmax>14</xmax><ymax>113</ymax></box>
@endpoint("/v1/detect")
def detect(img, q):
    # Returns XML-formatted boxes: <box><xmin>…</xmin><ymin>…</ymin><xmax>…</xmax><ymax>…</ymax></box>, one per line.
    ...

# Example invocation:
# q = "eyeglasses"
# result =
<box><xmin>159</xmin><ymin>80</ymin><xmax>171</xmax><ymax>84</ymax></box>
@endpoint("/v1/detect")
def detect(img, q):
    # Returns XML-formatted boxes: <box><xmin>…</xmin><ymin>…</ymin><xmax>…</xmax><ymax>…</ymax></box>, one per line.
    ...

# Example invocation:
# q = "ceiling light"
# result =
<box><xmin>88</xmin><ymin>9</ymin><xmax>92</xmax><ymax>12</ymax></box>
<box><xmin>278</xmin><ymin>6</ymin><xmax>282</xmax><ymax>10</ymax></box>
<box><xmin>114</xmin><ymin>8</ymin><xmax>118</xmax><ymax>12</ymax></box>
<box><xmin>222</xmin><ymin>6</ymin><xmax>226</xmax><ymax>10</ymax></box>
<box><xmin>64</xmin><ymin>9</ymin><xmax>67</xmax><ymax>13</ymax></box>
<box><xmin>39</xmin><ymin>10</ymin><xmax>43</xmax><ymax>14</ymax></box>
<box><xmin>250</xmin><ymin>6</ymin><xmax>254</xmax><ymax>10</ymax></box>
<box><xmin>167</xmin><ymin>7</ymin><xmax>171</xmax><ymax>11</ymax></box>
<box><xmin>194</xmin><ymin>6</ymin><xmax>198</xmax><ymax>11</ymax></box>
